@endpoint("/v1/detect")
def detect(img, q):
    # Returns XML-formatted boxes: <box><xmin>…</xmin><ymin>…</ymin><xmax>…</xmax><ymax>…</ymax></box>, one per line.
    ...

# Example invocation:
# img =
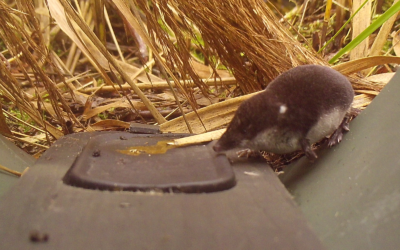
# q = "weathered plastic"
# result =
<box><xmin>0</xmin><ymin>135</ymin><xmax>35</xmax><ymax>197</ymax></box>
<box><xmin>0</xmin><ymin>131</ymin><xmax>325</xmax><ymax>250</ymax></box>
<box><xmin>280</xmin><ymin>71</ymin><xmax>400</xmax><ymax>250</ymax></box>
<box><xmin>63</xmin><ymin>133</ymin><xmax>236</xmax><ymax>193</ymax></box>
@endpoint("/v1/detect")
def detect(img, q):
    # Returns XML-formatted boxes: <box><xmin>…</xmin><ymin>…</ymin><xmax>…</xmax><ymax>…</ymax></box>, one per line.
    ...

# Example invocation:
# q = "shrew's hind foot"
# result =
<box><xmin>328</xmin><ymin>113</ymin><xmax>352</xmax><ymax>147</ymax></box>
<box><xmin>237</xmin><ymin>149</ymin><xmax>262</xmax><ymax>158</ymax></box>
<box><xmin>328</xmin><ymin>107</ymin><xmax>360</xmax><ymax>147</ymax></box>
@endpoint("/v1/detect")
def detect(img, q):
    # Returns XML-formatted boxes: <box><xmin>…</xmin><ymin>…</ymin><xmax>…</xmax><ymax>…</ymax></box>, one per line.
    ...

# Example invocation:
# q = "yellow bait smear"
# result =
<box><xmin>118</xmin><ymin>140</ymin><xmax>177</xmax><ymax>156</ymax></box>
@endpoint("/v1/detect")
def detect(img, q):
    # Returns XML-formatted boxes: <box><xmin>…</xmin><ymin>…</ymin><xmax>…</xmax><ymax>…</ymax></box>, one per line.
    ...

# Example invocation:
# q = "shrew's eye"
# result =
<box><xmin>243</xmin><ymin>124</ymin><xmax>253</xmax><ymax>134</ymax></box>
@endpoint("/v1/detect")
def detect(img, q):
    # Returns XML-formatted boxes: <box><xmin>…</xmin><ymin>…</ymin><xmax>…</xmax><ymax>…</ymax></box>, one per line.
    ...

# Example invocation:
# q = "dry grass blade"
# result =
<box><xmin>332</xmin><ymin>56</ymin><xmax>400</xmax><ymax>75</ymax></box>
<box><xmin>93</xmin><ymin>0</ymin><xmax>106</xmax><ymax>45</ymax></box>
<box><xmin>91</xmin><ymin>120</ymin><xmax>130</xmax><ymax>130</ymax></box>
<box><xmin>0</xmin><ymin>164</ymin><xmax>22</xmax><ymax>177</ymax></box>
<box><xmin>366</xmin><ymin>72</ymin><xmax>395</xmax><ymax>85</ymax></box>
<box><xmin>160</xmin><ymin>92</ymin><xmax>259</xmax><ymax>134</ymax></box>
<box><xmin>79</xmin><ymin>77</ymin><xmax>237</xmax><ymax>94</ymax></box>
<box><xmin>9</xmin><ymin>134</ymin><xmax>50</xmax><ymax>149</ymax></box>
<box><xmin>49</xmin><ymin>0</ymin><xmax>166</xmax><ymax>124</ymax></box>
<box><xmin>392</xmin><ymin>30</ymin><xmax>400</xmax><ymax>56</ymax></box>
<box><xmin>170</xmin><ymin>129</ymin><xmax>226</xmax><ymax>147</ymax></box>
<box><xmin>81</xmin><ymin>99</ymin><xmax>143</xmax><ymax>121</ymax></box>
<box><xmin>353</xmin><ymin>94</ymin><xmax>373</xmax><ymax>109</ymax></box>
<box><xmin>104</xmin><ymin>7</ymin><xmax>125</xmax><ymax>63</ymax></box>
<box><xmin>350</xmin><ymin>0</ymin><xmax>371</xmax><ymax>61</ymax></box>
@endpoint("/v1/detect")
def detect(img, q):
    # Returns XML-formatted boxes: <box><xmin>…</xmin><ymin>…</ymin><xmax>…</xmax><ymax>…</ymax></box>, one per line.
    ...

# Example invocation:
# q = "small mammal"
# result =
<box><xmin>213</xmin><ymin>65</ymin><xmax>354</xmax><ymax>160</ymax></box>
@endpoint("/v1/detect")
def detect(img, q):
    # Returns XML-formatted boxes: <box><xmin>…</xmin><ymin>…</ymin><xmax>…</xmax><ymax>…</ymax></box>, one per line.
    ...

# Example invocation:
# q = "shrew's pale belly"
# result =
<box><xmin>241</xmin><ymin>127</ymin><xmax>302</xmax><ymax>154</ymax></box>
<box><xmin>306</xmin><ymin>108</ymin><xmax>346</xmax><ymax>144</ymax></box>
<box><xmin>240</xmin><ymin>108</ymin><xmax>347</xmax><ymax>154</ymax></box>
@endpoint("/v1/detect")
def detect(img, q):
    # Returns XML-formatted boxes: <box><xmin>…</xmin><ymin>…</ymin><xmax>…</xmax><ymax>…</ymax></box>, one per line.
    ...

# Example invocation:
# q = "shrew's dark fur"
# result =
<box><xmin>213</xmin><ymin>65</ymin><xmax>354</xmax><ymax>159</ymax></box>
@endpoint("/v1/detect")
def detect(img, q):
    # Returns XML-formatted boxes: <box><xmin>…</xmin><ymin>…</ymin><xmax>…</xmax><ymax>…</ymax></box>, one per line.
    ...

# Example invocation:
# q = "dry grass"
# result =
<box><xmin>0</xmin><ymin>0</ymin><xmax>398</xmax><ymax>169</ymax></box>
<box><xmin>0</xmin><ymin>1</ymin><xmax>76</xmax><ymax>141</ymax></box>
<box><xmin>134</xmin><ymin>0</ymin><xmax>326</xmax><ymax>93</ymax></box>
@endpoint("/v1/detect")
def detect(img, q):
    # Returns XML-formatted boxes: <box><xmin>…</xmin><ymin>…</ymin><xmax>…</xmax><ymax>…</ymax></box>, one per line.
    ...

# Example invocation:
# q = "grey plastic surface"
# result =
<box><xmin>0</xmin><ymin>132</ymin><xmax>325</xmax><ymax>250</ymax></box>
<box><xmin>63</xmin><ymin>133</ymin><xmax>236</xmax><ymax>193</ymax></box>
<box><xmin>280</xmin><ymin>71</ymin><xmax>400</xmax><ymax>250</ymax></box>
<box><xmin>0</xmin><ymin>135</ymin><xmax>35</xmax><ymax>197</ymax></box>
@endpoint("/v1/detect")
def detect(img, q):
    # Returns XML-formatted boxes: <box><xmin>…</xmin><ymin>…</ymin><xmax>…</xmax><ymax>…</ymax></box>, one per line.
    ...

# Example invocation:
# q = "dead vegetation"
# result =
<box><xmin>0</xmin><ymin>0</ymin><xmax>399</xmax><ymax>168</ymax></box>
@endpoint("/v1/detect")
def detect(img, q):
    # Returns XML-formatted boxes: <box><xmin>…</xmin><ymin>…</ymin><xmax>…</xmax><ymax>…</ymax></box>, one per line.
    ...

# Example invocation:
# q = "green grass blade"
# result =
<box><xmin>329</xmin><ymin>1</ymin><xmax>400</xmax><ymax>64</ymax></box>
<box><xmin>318</xmin><ymin>0</ymin><xmax>369</xmax><ymax>54</ymax></box>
